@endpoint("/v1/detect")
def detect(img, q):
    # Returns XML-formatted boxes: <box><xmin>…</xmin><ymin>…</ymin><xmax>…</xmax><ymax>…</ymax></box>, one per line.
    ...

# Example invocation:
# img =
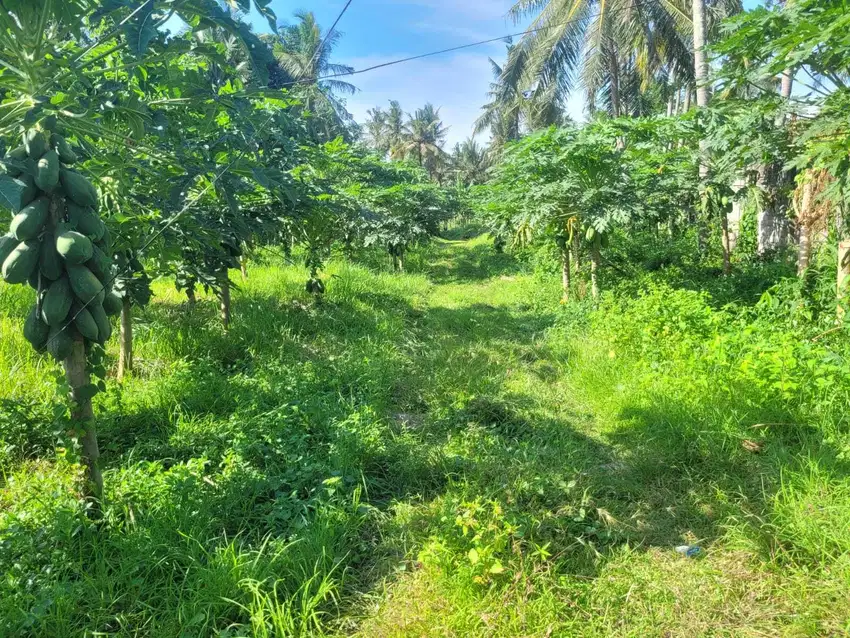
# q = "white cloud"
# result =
<box><xmin>342</xmin><ymin>52</ymin><xmax>497</xmax><ymax>148</ymax></box>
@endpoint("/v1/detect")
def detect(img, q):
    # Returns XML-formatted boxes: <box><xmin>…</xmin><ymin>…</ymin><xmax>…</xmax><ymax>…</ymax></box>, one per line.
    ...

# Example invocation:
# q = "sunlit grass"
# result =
<box><xmin>1</xmin><ymin>233</ymin><xmax>848</xmax><ymax>636</ymax></box>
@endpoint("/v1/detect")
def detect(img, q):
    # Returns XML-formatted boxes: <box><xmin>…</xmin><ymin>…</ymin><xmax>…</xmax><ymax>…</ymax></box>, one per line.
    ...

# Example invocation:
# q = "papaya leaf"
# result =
<box><xmin>124</xmin><ymin>0</ymin><xmax>156</xmax><ymax>57</ymax></box>
<box><xmin>0</xmin><ymin>175</ymin><xmax>30</xmax><ymax>213</ymax></box>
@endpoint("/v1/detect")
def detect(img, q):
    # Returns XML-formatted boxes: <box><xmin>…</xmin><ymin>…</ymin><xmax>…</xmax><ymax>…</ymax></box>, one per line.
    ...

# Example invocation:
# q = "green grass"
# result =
<box><xmin>1</xmin><ymin>233</ymin><xmax>849</xmax><ymax>636</ymax></box>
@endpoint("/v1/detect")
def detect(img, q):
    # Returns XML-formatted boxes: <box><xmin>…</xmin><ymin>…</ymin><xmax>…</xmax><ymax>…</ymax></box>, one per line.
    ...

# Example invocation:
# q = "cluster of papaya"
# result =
<box><xmin>0</xmin><ymin>127</ymin><xmax>121</xmax><ymax>360</ymax></box>
<box><xmin>585</xmin><ymin>226</ymin><xmax>610</xmax><ymax>249</ymax></box>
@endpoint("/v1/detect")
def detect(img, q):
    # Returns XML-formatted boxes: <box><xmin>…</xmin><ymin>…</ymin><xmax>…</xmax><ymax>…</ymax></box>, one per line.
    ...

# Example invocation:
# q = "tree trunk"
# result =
<box><xmin>397</xmin><ymin>251</ymin><xmax>405</xmax><ymax>273</ymax></box>
<box><xmin>684</xmin><ymin>87</ymin><xmax>692</xmax><ymax>112</ymax></box>
<box><xmin>609</xmin><ymin>50</ymin><xmax>621</xmax><ymax>118</ymax></box>
<box><xmin>721</xmin><ymin>209</ymin><xmax>732</xmax><ymax>275</ymax></box>
<box><xmin>117</xmin><ymin>296</ymin><xmax>133</xmax><ymax>382</ymax></box>
<box><xmin>561</xmin><ymin>247</ymin><xmax>571</xmax><ymax>302</ymax></box>
<box><xmin>220</xmin><ymin>274</ymin><xmax>231</xmax><ymax>330</ymax></box>
<box><xmin>64</xmin><ymin>340</ymin><xmax>103</xmax><ymax>502</ymax></box>
<box><xmin>590</xmin><ymin>245</ymin><xmax>601</xmax><ymax>300</ymax></box>
<box><xmin>186</xmin><ymin>283</ymin><xmax>196</xmax><ymax>307</ymax></box>
<box><xmin>666</xmin><ymin>67</ymin><xmax>676</xmax><ymax>117</ymax></box>
<box><xmin>239</xmin><ymin>256</ymin><xmax>248</xmax><ymax>282</ymax></box>
<box><xmin>692</xmin><ymin>0</ymin><xmax>709</xmax><ymax>109</ymax></box>
<box><xmin>838</xmin><ymin>241</ymin><xmax>850</xmax><ymax>319</ymax></box>
<box><xmin>572</xmin><ymin>233</ymin><xmax>585</xmax><ymax>299</ymax></box>
<box><xmin>797</xmin><ymin>178</ymin><xmax>814</xmax><ymax>276</ymax></box>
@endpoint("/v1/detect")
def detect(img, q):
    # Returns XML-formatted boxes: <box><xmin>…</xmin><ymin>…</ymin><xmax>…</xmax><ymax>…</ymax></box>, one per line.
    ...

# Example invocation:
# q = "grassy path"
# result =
<box><xmin>0</xmin><ymin>232</ymin><xmax>846</xmax><ymax>636</ymax></box>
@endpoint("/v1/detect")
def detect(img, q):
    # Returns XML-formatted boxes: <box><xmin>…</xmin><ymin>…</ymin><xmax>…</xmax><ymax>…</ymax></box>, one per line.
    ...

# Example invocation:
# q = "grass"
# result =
<box><xmin>1</xmin><ymin>231</ymin><xmax>849</xmax><ymax>636</ymax></box>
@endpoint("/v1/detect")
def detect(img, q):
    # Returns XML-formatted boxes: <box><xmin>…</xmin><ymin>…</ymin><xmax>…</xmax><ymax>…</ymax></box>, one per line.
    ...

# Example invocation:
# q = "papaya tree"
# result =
<box><xmin>0</xmin><ymin>0</ymin><xmax>277</xmax><ymax>500</ymax></box>
<box><xmin>484</xmin><ymin>125</ymin><xmax>631</xmax><ymax>300</ymax></box>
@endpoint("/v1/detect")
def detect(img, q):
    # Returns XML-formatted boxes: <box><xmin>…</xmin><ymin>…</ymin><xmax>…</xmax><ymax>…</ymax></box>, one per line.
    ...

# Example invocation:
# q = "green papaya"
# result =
<box><xmin>600</xmin><ymin>234</ymin><xmax>609</xmax><ymax>249</ymax></box>
<box><xmin>59</xmin><ymin>170</ymin><xmax>97</xmax><ymax>208</ymax></box>
<box><xmin>0</xmin><ymin>234</ymin><xmax>17</xmax><ymax>266</ymax></box>
<box><xmin>10</xmin><ymin>196</ymin><xmax>49</xmax><ymax>240</ymax></box>
<box><xmin>71</xmin><ymin>302</ymin><xmax>99</xmax><ymax>341</ymax></box>
<box><xmin>56</xmin><ymin>230</ymin><xmax>93</xmax><ymax>265</ymax></box>
<box><xmin>23</xmin><ymin>305</ymin><xmax>49</xmax><ymax>352</ymax></box>
<box><xmin>52</xmin><ymin>134</ymin><xmax>77</xmax><ymax>165</ymax></box>
<box><xmin>16</xmin><ymin>173</ymin><xmax>38</xmax><ymax>212</ymax></box>
<box><xmin>96</xmin><ymin>225</ymin><xmax>112</xmax><ymax>254</ymax></box>
<box><xmin>2</xmin><ymin>239</ymin><xmax>40</xmax><ymax>284</ymax></box>
<box><xmin>102</xmin><ymin>292</ymin><xmax>123</xmax><ymax>316</ymax></box>
<box><xmin>39</xmin><ymin>234</ymin><xmax>63</xmax><ymax>281</ymax></box>
<box><xmin>35</xmin><ymin>149</ymin><xmax>59</xmax><ymax>192</ymax></box>
<box><xmin>24</xmin><ymin>130</ymin><xmax>48</xmax><ymax>159</ymax></box>
<box><xmin>90</xmin><ymin>302</ymin><xmax>111</xmax><ymax>343</ymax></box>
<box><xmin>67</xmin><ymin>203</ymin><xmax>104</xmax><ymax>240</ymax></box>
<box><xmin>42</xmin><ymin>276</ymin><xmax>73</xmax><ymax>326</ymax></box>
<box><xmin>585</xmin><ymin>227</ymin><xmax>597</xmax><ymax>242</ymax></box>
<box><xmin>2</xmin><ymin>146</ymin><xmax>27</xmax><ymax>177</ymax></box>
<box><xmin>46</xmin><ymin>323</ymin><xmax>75</xmax><ymax>361</ymax></box>
<box><xmin>86</xmin><ymin>244</ymin><xmax>112</xmax><ymax>282</ymax></box>
<box><xmin>27</xmin><ymin>268</ymin><xmax>41</xmax><ymax>291</ymax></box>
<box><xmin>67</xmin><ymin>264</ymin><xmax>104</xmax><ymax>305</ymax></box>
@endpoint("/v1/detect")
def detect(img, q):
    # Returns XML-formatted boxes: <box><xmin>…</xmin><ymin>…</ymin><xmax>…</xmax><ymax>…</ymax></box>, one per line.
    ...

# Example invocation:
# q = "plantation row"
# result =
<box><xmin>0</xmin><ymin>2</ymin><xmax>469</xmax><ymax>499</ymax></box>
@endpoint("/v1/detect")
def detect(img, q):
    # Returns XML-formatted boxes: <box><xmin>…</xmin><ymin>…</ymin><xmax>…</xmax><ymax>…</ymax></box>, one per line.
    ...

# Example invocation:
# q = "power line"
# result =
<box><xmin>310</xmin><ymin>0</ymin><xmax>356</xmax><ymax>69</ymax></box>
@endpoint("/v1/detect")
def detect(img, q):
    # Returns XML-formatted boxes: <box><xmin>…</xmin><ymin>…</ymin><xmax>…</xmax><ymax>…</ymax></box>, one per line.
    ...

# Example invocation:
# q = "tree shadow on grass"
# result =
<box><xmin>425</xmin><ymin>239</ymin><xmax>524</xmax><ymax>284</ymax></box>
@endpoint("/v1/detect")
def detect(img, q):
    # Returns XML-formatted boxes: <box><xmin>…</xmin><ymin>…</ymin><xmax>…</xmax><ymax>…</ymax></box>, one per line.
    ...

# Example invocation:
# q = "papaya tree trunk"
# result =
<box><xmin>838</xmin><ymin>241</ymin><xmax>850</xmax><ymax>318</ymax></box>
<box><xmin>186</xmin><ymin>283</ymin><xmax>196</xmax><ymax>307</ymax></box>
<box><xmin>572</xmin><ymin>233</ymin><xmax>585</xmax><ymax>299</ymax></box>
<box><xmin>239</xmin><ymin>256</ymin><xmax>248</xmax><ymax>282</ymax></box>
<box><xmin>561</xmin><ymin>247</ymin><xmax>571</xmax><ymax>302</ymax></box>
<box><xmin>721</xmin><ymin>211</ymin><xmax>732</xmax><ymax>275</ymax></box>
<box><xmin>397</xmin><ymin>250</ymin><xmax>405</xmax><ymax>273</ymax></box>
<box><xmin>797</xmin><ymin>179</ymin><xmax>814</xmax><ymax>276</ymax></box>
<box><xmin>64</xmin><ymin>340</ymin><xmax>103</xmax><ymax>502</ymax></box>
<box><xmin>220</xmin><ymin>274</ymin><xmax>231</xmax><ymax>330</ymax></box>
<box><xmin>117</xmin><ymin>296</ymin><xmax>132</xmax><ymax>382</ymax></box>
<box><xmin>590</xmin><ymin>245</ymin><xmax>601</xmax><ymax>300</ymax></box>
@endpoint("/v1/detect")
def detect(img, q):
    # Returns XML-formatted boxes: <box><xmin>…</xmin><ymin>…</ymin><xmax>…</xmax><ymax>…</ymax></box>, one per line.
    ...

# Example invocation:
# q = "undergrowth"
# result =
<box><xmin>1</xmin><ymin>232</ymin><xmax>849</xmax><ymax>636</ymax></box>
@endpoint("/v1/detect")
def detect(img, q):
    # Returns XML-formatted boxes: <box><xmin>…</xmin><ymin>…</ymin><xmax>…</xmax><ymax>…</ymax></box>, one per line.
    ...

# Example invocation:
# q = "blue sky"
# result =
<box><xmin>231</xmin><ymin>0</ymin><xmax>762</xmax><ymax>147</ymax></box>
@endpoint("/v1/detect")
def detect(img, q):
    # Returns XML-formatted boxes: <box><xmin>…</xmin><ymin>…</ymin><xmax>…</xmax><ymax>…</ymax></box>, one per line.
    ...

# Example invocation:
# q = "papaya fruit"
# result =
<box><xmin>86</xmin><ymin>244</ymin><xmax>112</xmax><ymax>282</ymax></box>
<box><xmin>96</xmin><ymin>225</ymin><xmax>112</xmax><ymax>254</ymax></box>
<box><xmin>56</xmin><ymin>230</ymin><xmax>93</xmax><ymax>265</ymax></box>
<box><xmin>600</xmin><ymin>234</ymin><xmax>609</xmax><ymax>249</ymax></box>
<box><xmin>16</xmin><ymin>173</ymin><xmax>38</xmax><ymax>212</ymax></box>
<box><xmin>585</xmin><ymin>227</ymin><xmax>597</xmax><ymax>242</ymax></box>
<box><xmin>102</xmin><ymin>292</ymin><xmax>123</xmax><ymax>317</ymax></box>
<box><xmin>27</xmin><ymin>268</ymin><xmax>41</xmax><ymax>291</ymax></box>
<box><xmin>23</xmin><ymin>305</ymin><xmax>49</xmax><ymax>352</ymax></box>
<box><xmin>0</xmin><ymin>234</ymin><xmax>17</xmax><ymax>266</ymax></box>
<box><xmin>46</xmin><ymin>323</ymin><xmax>75</xmax><ymax>361</ymax></box>
<box><xmin>67</xmin><ymin>203</ymin><xmax>104</xmax><ymax>240</ymax></box>
<box><xmin>42</xmin><ymin>276</ymin><xmax>73</xmax><ymax>327</ymax></box>
<box><xmin>52</xmin><ymin>134</ymin><xmax>77</xmax><ymax>165</ymax></box>
<box><xmin>10</xmin><ymin>196</ymin><xmax>49</xmax><ymax>240</ymax></box>
<box><xmin>2</xmin><ymin>239</ymin><xmax>40</xmax><ymax>284</ymax></box>
<box><xmin>59</xmin><ymin>170</ymin><xmax>97</xmax><ymax>208</ymax></box>
<box><xmin>2</xmin><ymin>146</ymin><xmax>27</xmax><ymax>177</ymax></box>
<box><xmin>39</xmin><ymin>234</ymin><xmax>63</xmax><ymax>281</ymax></box>
<box><xmin>67</xmin><ymin>264</ymin><xmax>104</xmax><ymax>305</ymax></box>
<box><xmin>89</xmin><ymin>302</ymin><xmax>111</xmax><ymax>343</ymax></box>
<box><xmin>71</xmin><ymin>302</ymin><xmax>99</xmax><ymax>341</ymax></box>
<box><xmin>24</xmin><ymin>130</ymin><xmax>48</xmax><ymax>159</ymax></box>
<box><xmin>35</xmin><ymin>149</ymin><xmax>60</xmax><ymax>192</ymax></box>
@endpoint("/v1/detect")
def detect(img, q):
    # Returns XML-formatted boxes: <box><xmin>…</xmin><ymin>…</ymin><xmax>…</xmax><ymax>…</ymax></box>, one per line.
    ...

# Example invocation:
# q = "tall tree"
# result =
<box><xmin>452</xmin><ymin>139</ymin><xmax>491</xmax><ymax>186</ymax></box>
<box><xmin>264</xmin><ymin>11</ymin><xmax>357</xmax><ymax>140</ymax></box>
<box><xmin>394</xmin><ymin>104</ymin><xmax>449</xmax><ymax>181</ymax></box>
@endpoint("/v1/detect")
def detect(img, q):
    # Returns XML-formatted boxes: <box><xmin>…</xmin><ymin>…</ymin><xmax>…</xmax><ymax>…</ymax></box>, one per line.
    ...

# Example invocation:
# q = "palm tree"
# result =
<box><xmin>263</xmin><ymin>11</ymin><xmax>357</xmax><ymax>140</ymax></box>
<box><xmin>476</xmin><ymin>44</ymin><xmax>572</xmax><ymax>155</ymax></box>
<box><xmin>363</xmin><ymin>100</ymin><xmax>406</xmax><ymax>157</ymax></box>
<box><xmin>499</xmin><ymin>0</ymin><xmax>739</xmax><ymax>118</ymax></box>
<box><xmin>394</xmin><ymin>104</ymin><xmax>449</xmax><ymax>181</ymax></box>
<box><xmin>452</xmin><ymin>139</ymin><xmax>491</xmax><ymax>186</ymax></box>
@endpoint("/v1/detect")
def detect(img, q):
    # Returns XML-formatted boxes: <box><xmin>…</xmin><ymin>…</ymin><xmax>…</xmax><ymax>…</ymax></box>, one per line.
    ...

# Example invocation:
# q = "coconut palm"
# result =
<box><xmin>363</xmin><ymin>100</ymin><xmax>406</xmax><ymax>157</ymax></box>
<box><xmin>452</xmin><ymin>139</ymin><xmax>492</xmax><ymax>186</ymax></box>
<box><xmin>500</xmin><ymin>0</ymin><xmax>740</xmax><ymax>118</ymax></box>
<box><xmin>394</xmin><ymin>104</ymin><xmax>449</xmax><ymax>180</ymax></box>
<box><xmin>263</xmin><ymin>11</ymin><xmax>357</xmax><ymax>139</ymax></box>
